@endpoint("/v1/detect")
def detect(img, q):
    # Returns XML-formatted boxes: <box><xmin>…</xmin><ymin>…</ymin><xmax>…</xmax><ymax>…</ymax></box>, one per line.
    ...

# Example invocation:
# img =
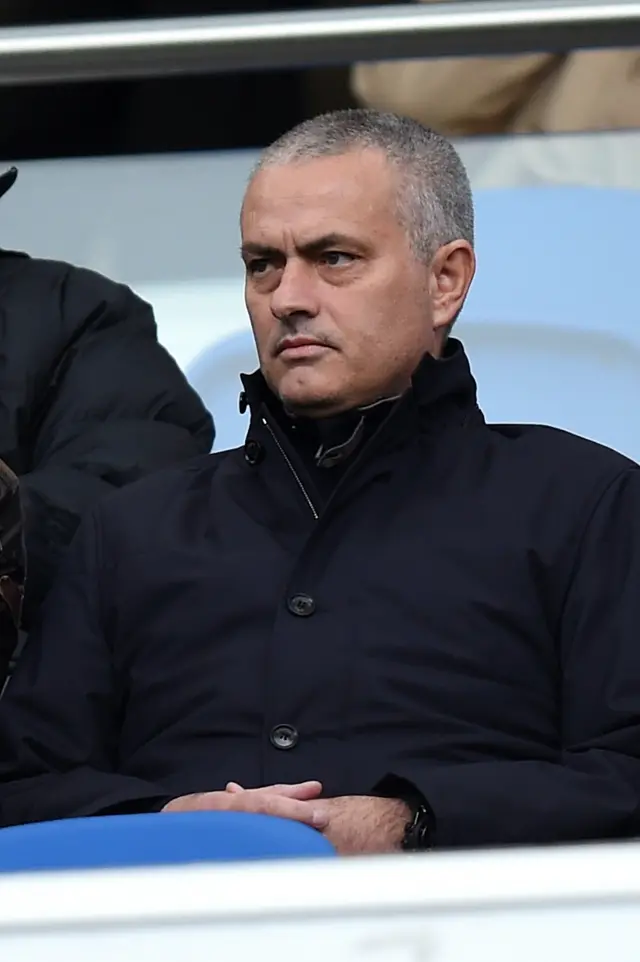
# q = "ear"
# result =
<box><xmin>428</xmin><ymin>240</ymin><xmax>476</xmax><ymax>334</ymax></box>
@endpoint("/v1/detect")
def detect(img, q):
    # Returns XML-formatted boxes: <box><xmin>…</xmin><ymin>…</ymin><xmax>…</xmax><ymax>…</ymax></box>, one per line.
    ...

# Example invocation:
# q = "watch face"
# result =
<box><xmin>402</xmin><ymin>807</ymin><xmax>432</xmax><ymax>851</ymax></box>
<box><xmin>416</xmin><ymin>816</ymin><xmax>432</xmax><ymax>849</ymax></box>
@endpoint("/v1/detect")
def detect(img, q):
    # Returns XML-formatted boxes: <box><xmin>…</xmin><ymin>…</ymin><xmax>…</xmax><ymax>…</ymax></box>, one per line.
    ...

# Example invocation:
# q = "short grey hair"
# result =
<box><xmin>254</xmin><ymin>108</ymin><xmax>474</xmax><ymax>262</ymax></box>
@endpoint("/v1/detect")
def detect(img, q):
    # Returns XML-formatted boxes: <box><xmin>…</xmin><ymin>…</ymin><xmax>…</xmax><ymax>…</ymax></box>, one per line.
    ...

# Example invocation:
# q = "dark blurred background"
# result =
<box><xmin>0</xmin><ymin>1</ymin><xmax>371</xmax><ymax>160</ymax></box>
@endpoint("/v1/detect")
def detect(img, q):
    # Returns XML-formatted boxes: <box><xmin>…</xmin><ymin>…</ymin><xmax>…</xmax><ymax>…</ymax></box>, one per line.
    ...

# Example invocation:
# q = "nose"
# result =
<box><xmin>270</xmin><ymin>258</ymin><xmax>319</xmax><ymax>322</ymax></box>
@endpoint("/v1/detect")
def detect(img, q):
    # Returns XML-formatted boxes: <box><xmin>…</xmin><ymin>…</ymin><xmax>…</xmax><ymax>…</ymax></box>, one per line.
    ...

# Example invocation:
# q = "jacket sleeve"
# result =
<box><xmin>20</xmin><ymin>270</ymin><xmax>214</xmax><ymax>622</ymax></box>
<box><xmin>378</xmin><ymin>467</ymin><xmax>640</xmax><ymax>848</ymax></box>
<box><xmin>0</xmin><ymin>507</ymin><xmax>172</xmax><ymax>826</ymax></box>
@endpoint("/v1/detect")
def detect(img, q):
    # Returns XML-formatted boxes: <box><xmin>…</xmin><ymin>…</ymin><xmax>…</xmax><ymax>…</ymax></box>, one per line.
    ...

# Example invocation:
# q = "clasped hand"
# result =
<box><xmin>161</xmin><ymin>780</ymin><xmax>327</xmax><ymax>827</ymax></box>
<box><xmin>161</xmin><ymin>781</ymin><xmax>409</xmax><ymax>854</ymax></box>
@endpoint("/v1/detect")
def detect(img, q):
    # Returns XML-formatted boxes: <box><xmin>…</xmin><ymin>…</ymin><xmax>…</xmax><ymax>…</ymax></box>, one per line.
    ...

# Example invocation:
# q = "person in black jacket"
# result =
<box><xmin>1</xmin><ymin>110</ymin><xmax>639</xmax><ymax>852</ymax></box>
<box><xmin>0</xmin><ymin>166</ymin><xmax>213</xmax><ymax>648</ymax></box>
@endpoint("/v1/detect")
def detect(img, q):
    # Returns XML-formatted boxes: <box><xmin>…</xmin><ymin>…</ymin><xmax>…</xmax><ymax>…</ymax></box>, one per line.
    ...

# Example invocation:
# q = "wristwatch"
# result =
<box><xmin>401</xmin><ymin>802</ymin><xmax>433</xmax><ymax>851</ymax></box>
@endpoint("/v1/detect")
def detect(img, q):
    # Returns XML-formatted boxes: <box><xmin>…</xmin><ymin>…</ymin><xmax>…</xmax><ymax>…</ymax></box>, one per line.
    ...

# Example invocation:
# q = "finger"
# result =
<box><xmin>238</xmin><ymin>793</ymin><xmax>329</xmax><ymax>829</ymax></box>
<box><xmin>264</xmin><ymin>781</ymin><xmax>323</xmax><ymax>800</ymax></box>
<box><xmin>226</xmin><ymin>782</ymin><xmax>320</xmax><ymax>799</ymax></box>
<box><xmin>185</xmin><ymin>790</ymin><xmax>329</xmax><ymax>829</ymax></box>
<box><xmin>163</xmin><ymin>792</ymin><xmax>225</xmax><ymax>812</ymax></box>
<box><xmin>226</xmin><ymin>782</ymin><xmax>245</xmax><ymax>793</ymax></box>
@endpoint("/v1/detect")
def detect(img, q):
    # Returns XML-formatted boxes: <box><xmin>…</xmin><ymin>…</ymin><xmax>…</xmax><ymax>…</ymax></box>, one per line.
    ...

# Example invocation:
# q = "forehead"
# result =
<box><xmin>241</xmin><ymin>150</ymin><xmax>400</xmax><ymax>242</ymax></box>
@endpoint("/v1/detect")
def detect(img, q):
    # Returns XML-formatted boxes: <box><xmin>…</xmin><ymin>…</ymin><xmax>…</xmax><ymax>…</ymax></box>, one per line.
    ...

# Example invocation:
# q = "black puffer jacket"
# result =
<box><xmin>0</xmin><ymin>243</ymin><xmax>213</xmax><ymax>622</ymax></box>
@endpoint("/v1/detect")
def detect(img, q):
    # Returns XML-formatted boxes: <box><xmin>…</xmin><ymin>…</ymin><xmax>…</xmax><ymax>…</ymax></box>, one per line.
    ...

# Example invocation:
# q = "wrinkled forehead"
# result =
<box><xmin>240</xmin><ymin>152</ymin><xmax>400</xmax><ymax>243</ymax></box>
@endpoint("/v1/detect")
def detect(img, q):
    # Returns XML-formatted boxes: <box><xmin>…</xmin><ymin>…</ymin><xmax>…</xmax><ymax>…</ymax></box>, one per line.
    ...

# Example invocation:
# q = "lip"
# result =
<box><xmin>277</xmin><ymin>337</ymin><xmax>329</xmax><ymax>357</ymax></box>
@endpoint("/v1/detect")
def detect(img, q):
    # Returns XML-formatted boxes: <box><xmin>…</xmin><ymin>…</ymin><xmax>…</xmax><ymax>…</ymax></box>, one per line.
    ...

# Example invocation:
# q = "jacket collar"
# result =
<box><xmin>408</xmin><ymin>337</ymin><xmax>478</xmax><ymax>414</ymax></box>
<box><xmin>238</xmin><ymin>339</ymin><xmax>482</xmax><ymax>509</ymax></box>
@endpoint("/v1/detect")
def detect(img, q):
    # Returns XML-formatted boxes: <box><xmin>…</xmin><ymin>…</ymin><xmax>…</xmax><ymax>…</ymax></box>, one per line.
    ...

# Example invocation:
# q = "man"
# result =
<box><xmin>1</xmin><ymin>110</ymin><xmax>639</xmax><ymax>853</ymax></box>
<box><xmin>0</xmin><ymin>166</ymin><xmax>214</xmax><ymax>679</ymax></box>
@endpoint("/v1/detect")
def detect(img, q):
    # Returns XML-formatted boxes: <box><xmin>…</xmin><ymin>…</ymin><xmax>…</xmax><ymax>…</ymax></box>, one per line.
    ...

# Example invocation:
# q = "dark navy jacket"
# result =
<box><xmin>1</xmin><ymin>340</ymin><xmax>640</xmax><ymax>848</ymax></box>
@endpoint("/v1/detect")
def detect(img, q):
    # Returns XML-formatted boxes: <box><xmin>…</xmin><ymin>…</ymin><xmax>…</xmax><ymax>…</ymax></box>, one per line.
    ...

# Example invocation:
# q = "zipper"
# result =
<box><xmin>262</xmin><ymin>417</ymin><xmax>319</xmax><ymax>521</ymax></box>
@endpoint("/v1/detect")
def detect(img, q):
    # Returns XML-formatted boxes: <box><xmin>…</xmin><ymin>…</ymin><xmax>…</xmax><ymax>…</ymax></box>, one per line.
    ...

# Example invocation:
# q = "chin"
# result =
<box><xmin>277</xmin><ymin>370</ymin><xmax>340</xmax><ymax>415</ymax></box>
<box><xmin>280</xmin><ymin>391</ymin><xmax>340</xmax><ymax>418</ymax></box>
<box><xmin>279</xmin><ymin>382</ymin><xmax>346</xmax><ymax>417</ymax></box>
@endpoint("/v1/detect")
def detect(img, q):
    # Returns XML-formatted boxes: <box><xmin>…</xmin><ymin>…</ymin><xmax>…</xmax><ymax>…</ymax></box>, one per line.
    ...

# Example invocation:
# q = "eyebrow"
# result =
<box><xmin>240</xmin><ymin>242</ymin><xmax>279</xmax><ymax>259</ymax></box>
<box><xmin>240</xmin><ymin>233</ymin><xmax>366</xmax><ymax>260</ymax></box>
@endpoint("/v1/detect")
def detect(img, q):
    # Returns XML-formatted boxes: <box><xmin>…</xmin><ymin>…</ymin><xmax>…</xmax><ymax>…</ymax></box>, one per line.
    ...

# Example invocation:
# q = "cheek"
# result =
<box><xmin>246</xmin><ymin>299</ymin><xmax>272</xmax><ymax>354</ymax></box>
<box><xmin>348</xmin><ymin>287</ymin><xmax>430</xmax><ymax>368</ymax></box>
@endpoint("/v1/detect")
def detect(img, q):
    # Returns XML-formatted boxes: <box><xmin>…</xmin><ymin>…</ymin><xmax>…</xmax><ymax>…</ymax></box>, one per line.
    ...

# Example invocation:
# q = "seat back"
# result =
<box><xmin>462</xmin><ymin>185</ymin><xmax>640</xmax><ymax>460</ymax></box>
<box><xmin>0</xmin><ymin>812</ymin><xmax>335</xmax><ymax>872</ymax></box>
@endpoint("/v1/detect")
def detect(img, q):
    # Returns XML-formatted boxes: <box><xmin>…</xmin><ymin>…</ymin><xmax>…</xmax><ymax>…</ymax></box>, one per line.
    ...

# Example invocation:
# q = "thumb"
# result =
<box><xmin>226</xmin><ymin>782</ymin><xmax>245</xmax><ymax>793</ymax></box>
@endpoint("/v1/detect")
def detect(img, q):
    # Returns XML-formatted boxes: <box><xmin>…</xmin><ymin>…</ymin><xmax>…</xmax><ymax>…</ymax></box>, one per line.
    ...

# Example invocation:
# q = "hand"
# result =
<box><xmin>228</xmin><ymin>784</ymin><xmax>409</xmax><ymax>855</ymax></box>
<box><xmin>161</xmin><ymin>780</ymin><xmax>327</xmax><ymax>829</ymax></box>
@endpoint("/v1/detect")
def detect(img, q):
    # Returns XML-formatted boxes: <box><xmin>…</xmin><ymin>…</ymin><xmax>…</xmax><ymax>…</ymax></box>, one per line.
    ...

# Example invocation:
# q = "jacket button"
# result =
<box><xmin>238</xmin><ymin>391</ymin><xmax>248</xmax><ymax>415</ymax></box>
<box><xmin>270</xmin><ymin>724</ymin><xmax>299</xmax><ymax>750</ymax></box>
<box><xmin>287</xmin><ymin>593</ymin><xmax>316</xmax><ymax>617</ymax></box>
<box><xmin>244</xmin><ymin>440</ymin><xmax>264</xmax><ymax>466</ymax></box>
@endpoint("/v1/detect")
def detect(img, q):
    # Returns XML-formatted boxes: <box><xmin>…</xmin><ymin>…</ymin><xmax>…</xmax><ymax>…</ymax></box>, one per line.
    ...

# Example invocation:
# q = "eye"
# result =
<box><xmin>320</xmin><ymin>251</ymin><xmax>355</xmax><ymax>267</ymax></box>
<box><xmin>246</xmin><ymin>258</ymin><xmax>271</xmax><ymax>276</ymax></box>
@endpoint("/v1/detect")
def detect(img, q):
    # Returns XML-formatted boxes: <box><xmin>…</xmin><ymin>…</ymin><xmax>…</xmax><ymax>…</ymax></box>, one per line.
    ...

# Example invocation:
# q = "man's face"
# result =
<box><xmin>241</xmin><ymin>148</ymin><xmax>473</xmax><ymax>416</ymax></box>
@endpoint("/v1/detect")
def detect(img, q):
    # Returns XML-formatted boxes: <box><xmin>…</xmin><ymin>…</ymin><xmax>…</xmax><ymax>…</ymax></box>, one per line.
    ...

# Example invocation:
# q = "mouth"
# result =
<box><xmin>276</xmin><ymin>337</ymin><xmax>331</xmax><ymax>359</ymax></box>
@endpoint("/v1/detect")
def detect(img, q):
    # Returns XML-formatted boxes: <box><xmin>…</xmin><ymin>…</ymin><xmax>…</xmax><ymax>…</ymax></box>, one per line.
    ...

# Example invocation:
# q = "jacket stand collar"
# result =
<box><xmin>239</xmin><ymin>337</ymin><xmax>479</xmax><ymax>444</ymax></box>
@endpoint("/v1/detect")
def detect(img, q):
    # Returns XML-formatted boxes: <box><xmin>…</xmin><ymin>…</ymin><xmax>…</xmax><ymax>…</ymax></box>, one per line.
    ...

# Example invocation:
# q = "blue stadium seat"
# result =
<box><xmin>461</xmin><ymin>185</ymin><xmax>640</xmax><ymax>461</ymax></box>
<box><xmin>0</xmin><ymin>812</ymin><xmax>335</xmax><ymax>873</ymax></box>
<box><xmin>468</xmin><ymin>185</ymin><xmax>639</xmax><ymax>327</ymax></box>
